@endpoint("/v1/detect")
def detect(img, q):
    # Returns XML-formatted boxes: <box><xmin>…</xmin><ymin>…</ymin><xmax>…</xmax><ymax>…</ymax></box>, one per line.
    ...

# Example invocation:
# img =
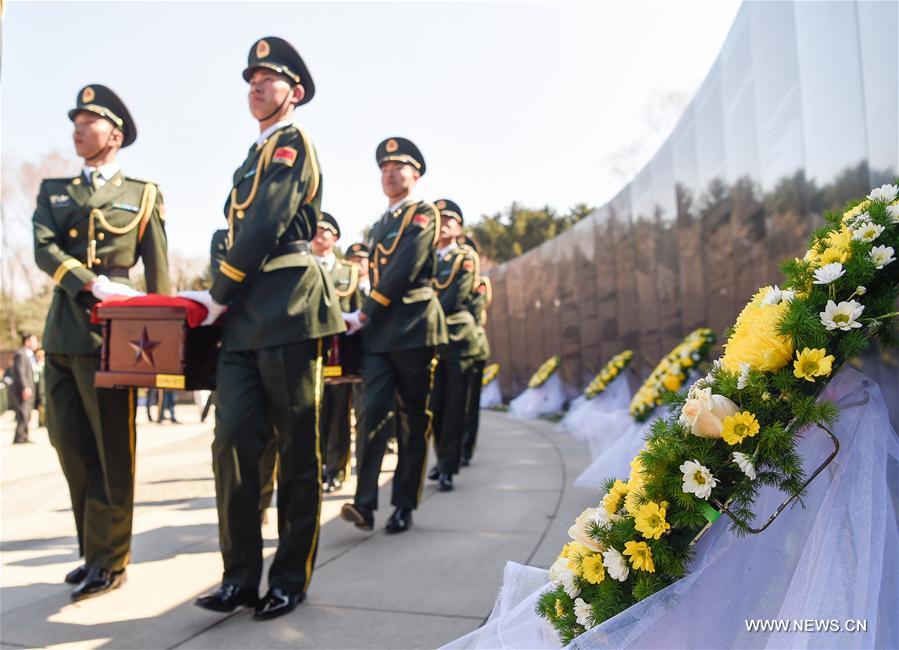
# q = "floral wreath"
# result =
<box><xmin>584</xmin><ymin>350</ymin><xmax>633</xmax><ymax>400</ymax></box>
<box><xmin>482</xmin><ymin>363</ymin><xmax>500</xmax><ymax>387</ymax></box>
<box><xmin>629</xmin><ymin>328</ymin><xmax>716</xmax><ymax>422</ymax></box>
<box><xmin>538</xmin><ymin>184</ymin><xmax>899</xmax><ymax>643</ymax></box>
<box><xmin>528</xmin><ymin>355</ymin><xmax>561</xmax><ymax>389</ymax></box>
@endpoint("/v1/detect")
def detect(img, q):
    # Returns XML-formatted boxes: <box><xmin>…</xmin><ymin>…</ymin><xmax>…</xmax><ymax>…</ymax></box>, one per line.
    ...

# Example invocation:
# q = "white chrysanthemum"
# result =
<box><xmin>549</xmin><ymin>556</ymin><xmax>580</xmax><ymax>599</ymax></box>
<box><xmin>812</xmin><ymin>262</ymin><xmax>845</xmax><ymax>285</ymax></box>
<box><xmin>733</xmin><ymin>452</ymin><xmax>757</xmax><ymax>480</ymax></box>
<box><xmin>574</xmin><ymin>598</ymin><xmax>595</xmax><ymax>629</ymax></box>
<box><xmin>679</xmin><ymin>459</ymin><xmax>718</xmax><ymax>500</ymax></box>
<box><xmin>870</xmin><ymin>245</ymin><xmax>896</xmax><ymax>270</ymax></box>
<box><xmin>852</xmin><ymin>222</ymin><xmax>884</xmax><ymax>243</ymax></box>
<box><xmin>737</xmin><ymin>362</ymin><xmax>751</xmax><ymax>390</ymax></box>
<box><xmin>820</xmin><ymin>299</ymin><xmax>864</xmax><ymax>331</ymax></box>
<box><xmin>887</xmin><ymin>203</ymin><xmax>899</xmax><ymax>223</ymax></box>
<box><xmin>867</xmin><ymin>184</ymin><xmax>899</xmax><ymax>203</ymax></box>
<box><xmin>848</xmin><ymin>211</ymin><xmax>872</xmax><ymax>226</ymax></box>
<box><xmin>602</xmin><ymin>547</ymin><xmax>629</xmax><ymax>582</ymax></box>
<box><xmin>761</xmin><ymin>285</ymin><xmax>783</xmax><ymax>305</ymax></box>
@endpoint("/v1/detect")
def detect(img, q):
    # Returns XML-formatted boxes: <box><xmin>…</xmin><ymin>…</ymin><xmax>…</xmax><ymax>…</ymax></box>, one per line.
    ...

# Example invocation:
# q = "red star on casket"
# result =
<box><xmin>129</xmin><ymin>326</ymin><xmax>161</xmax><ymax>367</ymax></box>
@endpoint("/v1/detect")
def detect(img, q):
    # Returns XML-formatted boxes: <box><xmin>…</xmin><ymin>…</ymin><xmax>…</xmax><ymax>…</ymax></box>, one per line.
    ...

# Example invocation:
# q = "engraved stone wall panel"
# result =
<box><xmin>482</xmin><ymin>1</ymin><xmax>897</xmax><ymax>419</ymax></box>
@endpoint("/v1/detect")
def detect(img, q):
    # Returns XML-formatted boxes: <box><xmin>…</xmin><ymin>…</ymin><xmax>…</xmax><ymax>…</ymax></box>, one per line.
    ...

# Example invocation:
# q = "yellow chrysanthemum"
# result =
<box><xmin>565</xmin><ymin>541</ymin><xmax>594</xmax><ymax>575</ymax></box>
<box><xmin>559</xmin><ymin>542</ymin><xmax>571</xmax><ymax>559</ymax></box>
<box><xmin>793</xmin><ymin>347</ymin><xmax>835</xmax><ymax>383</ymax></box>
<box><xmin>634</xmin><ymin>501</ymin><xmax>671</xmax><ymax>540</ymax></box>
<box><xmin>581</xmin><ymin>553</ymin><xmax>606</xmax><ymax>584</ymax></box>
<box><xmin>721</xmin><ymin>288</ymin><xmax>794</xmax><ymax>373</ymax></box>
<box><xmin>721</xmin><ymin>411</ymin><xmax>761</xmax><ymax>445</ymax></box>
<box><xmin>623</xmin><ymin>540</ymin><xmax>655</xmax><ymax>573</ymax></box>
<box><xmin>662</xmin><ymin>373</ymin><xmax>682</xmax><ymax>391</ymax></box>
<box><xmin>624</xmin><ymin>486</ymin><xmax>644</xmax><ymax>517</ymax></box>
<box><xmin>602</xmin><ymin>480</ymin><xmax>628</xmax><ymax>515</ymax></box>
<box><xmin>554</xmin><ymin>598</ymin><xmax>566</xmax><ymax>619</ymax></box>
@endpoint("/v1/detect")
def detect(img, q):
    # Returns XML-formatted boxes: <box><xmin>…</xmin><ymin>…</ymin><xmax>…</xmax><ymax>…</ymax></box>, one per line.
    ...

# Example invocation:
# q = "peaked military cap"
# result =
<box><xmin>376</xmin><ymin>137</ymin><xmax>426</xmax><ymax>176</ymax></box>
<box><xmin>68</xmin><ymin>84</ymin><xmax>137</xmax><ymax>147</ymax></box>
<box><xmin>346</xmin><ymin>242</ymin><xmax>369</xmax><ymax>259</ymax></box>
<box><xmin>243</xmin><ymin>36</ymin><xmax>315</xmax><ymax>105</ymax></box>
<box><xmin>319</xmin><ymin>211</ymin><xmax>341</xmax><ymax>238</ymax></box>
<box><xmin>435</xmin><ymin>198</ymin><xmax>463</xmax><ymax>225</ymax></box>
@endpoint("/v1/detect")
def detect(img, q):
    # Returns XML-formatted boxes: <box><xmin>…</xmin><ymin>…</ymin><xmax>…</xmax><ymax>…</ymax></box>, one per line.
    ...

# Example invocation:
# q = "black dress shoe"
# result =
<box><xmin>340</xmin><ymin>503</ymin><xmax>374</xmax><ymax>531</ymax></box>
<box><xmin>195</xmin><ymin>584</ymin><xmax>259</xmax><ymax>612</ymax></box>
<box><xmin>438</xmin><ymin>473</ymin><xmax>454</xmax><ymax>492</ymax></box>
<box><xmin>460</xmin><ymin>456</ymin><xmax>471</xmax><ymax>467</ymax></box>
<box><xmin>427</xmin><ymin>466</ymin><xmax>440</xmax><ymax>481</ymax></box>
<box><xmin>385</xmin><ymin>508</ymin><xmax>412</xmax><ymax>534</ymax></box>
<box><xmin>64</xmin><ymin>563</ymin><xmax>88</xmax><ymax>585</ymax></box>
<box><xmin>253</xmin><ymin>587</ymin><xmax>304</xmax><ymax>620</ymax></box>
<box><xmin>71</xmin><ymin>566</ymin><xmax>126</xmax><ymax>601</ymax></box>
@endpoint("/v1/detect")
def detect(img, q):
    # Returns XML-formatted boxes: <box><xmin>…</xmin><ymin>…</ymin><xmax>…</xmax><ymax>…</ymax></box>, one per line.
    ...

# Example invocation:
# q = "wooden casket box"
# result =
<box><xmin>323</xmin><ymin>333</ymin><xmax>363</xmax><ymax>384</ymax></box>
<box><xmin>94</xmin><ymin>304</ymin><xmax>220</xmax><ymax>390</ymax></box>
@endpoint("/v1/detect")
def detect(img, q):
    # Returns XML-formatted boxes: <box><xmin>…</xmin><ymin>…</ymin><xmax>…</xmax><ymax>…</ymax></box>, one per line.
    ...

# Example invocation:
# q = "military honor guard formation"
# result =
<box><xmin>32</xmin><ymin>36</ymin><xmax>492</xmax><ymax>620</ymax></box>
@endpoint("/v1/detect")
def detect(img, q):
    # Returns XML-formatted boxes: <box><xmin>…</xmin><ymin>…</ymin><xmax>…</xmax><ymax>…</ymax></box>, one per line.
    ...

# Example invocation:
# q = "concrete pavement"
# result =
<box><xmin>0</xmin><ymin>404</ymin><xmax>597</xmax><ymax>649</ymax></box>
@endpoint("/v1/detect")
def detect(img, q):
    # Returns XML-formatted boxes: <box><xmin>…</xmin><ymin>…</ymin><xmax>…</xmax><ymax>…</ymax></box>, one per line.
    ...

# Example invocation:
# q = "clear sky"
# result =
<box><xmin>2</xmin><ymin>0</ymin><xmax>741</xmax><ymax>257</ymax></box>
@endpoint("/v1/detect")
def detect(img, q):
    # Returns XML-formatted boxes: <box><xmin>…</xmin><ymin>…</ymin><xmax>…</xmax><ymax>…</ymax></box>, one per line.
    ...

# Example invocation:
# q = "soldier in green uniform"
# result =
<box><xmin>312</xmin><ymin>212</ymin><xmax>364</xmax><ymax>492</ymax></box>
<box><xmin>187</xmin><ymin>36</ymin><xmax>344</xmax><ymax>621</ymax></box>
<box><xmin>209</xmin><ymin>228</ymin><xmax>278</xmax><ymax>523</ymax></box>
<box><xmin>340</xmin><ymin>137</ymin><xmax>447</xmax><ymax>534</ymax></box>
<box><xmin>346</xmin><ymin>242</ymin><xmax>371</xmax><ymax>296</ymax></box>
<box><xmin>461</xmin><ymin>236</ymin><xmax>492</xmax><ymax>466</ymax></box>
<box><xmin>33</xmin><ymin>84</ymin><xmax>170</xmax><ymax>600</ymax></box>
<box><xmin>426</xmin><ymin>200</ymin><xmax>480</xmax><ymax>491</ymax></box>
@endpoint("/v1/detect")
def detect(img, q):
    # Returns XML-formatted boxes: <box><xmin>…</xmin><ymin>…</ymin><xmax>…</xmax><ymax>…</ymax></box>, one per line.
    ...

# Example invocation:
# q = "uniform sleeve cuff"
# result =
<box><xmin>361</xmin><ymin>296</ymin><xmax>386</xmax><ymax>320</ymax></box>
<box><xmin>57</xmin><ymin>262</ymin><xmax>96</xmax><ymax>297</ymax></box>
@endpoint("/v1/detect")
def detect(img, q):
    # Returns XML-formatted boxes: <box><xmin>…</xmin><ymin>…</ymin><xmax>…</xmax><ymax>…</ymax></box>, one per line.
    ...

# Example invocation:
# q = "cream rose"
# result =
<box><xmin>679</xmin><ymin>386</ymin><xmax>739</xmax><ymax>438</ymax></box>
<box><xmin>567</xmin><ymin>507</ymin><xmax>607</xmax><ymax>552</ymax></box>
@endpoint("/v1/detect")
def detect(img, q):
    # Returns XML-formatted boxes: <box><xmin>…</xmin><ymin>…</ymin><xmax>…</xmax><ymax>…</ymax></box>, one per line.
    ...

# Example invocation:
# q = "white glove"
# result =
<box><xmin>342</xmin><ymin>310</ymin><xmax>366</xmax><ymax>335</ymax></box>
<box><xmin>178</xmin><ymin>289</ymin><xmax>227</xmax><ymax>326</ymax></box>
<box><xmin>91</xmin><ymin>274</ymin><xmax>143</xmax><ymax>301</ymax></box>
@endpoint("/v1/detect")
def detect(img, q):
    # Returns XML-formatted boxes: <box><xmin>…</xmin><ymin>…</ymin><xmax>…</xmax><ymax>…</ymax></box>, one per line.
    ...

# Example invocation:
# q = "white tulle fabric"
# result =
<box><xmin>481</xmin><ymin>380</ymin><xmax>503</xmax><ymax>408</ymax></box>
<box><xmin>573</xmin><ymin>374</ymin><xmax>699</xmax><ymax>489</ymax></box>
<box><xmin>559</xmin><ymin>373</ymin><xmax>633</xmax><ymax>446</ymax></box>
<box><xmin>508</xmin><ymin>373</ymin><xmax>568</xmax><ymax>419</ymax></box>
<box><xmin>443</xmin><ymin>368</ymin><xmax>899</xmax><ymax>650</ymax></box>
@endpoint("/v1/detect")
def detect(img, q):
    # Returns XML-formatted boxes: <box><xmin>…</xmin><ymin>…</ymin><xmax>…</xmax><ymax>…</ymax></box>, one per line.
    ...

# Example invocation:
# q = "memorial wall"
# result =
<box><xmin>485</xmin><ymin>1</ymin><xmax>898</xmax><ymax>412</ymax></box>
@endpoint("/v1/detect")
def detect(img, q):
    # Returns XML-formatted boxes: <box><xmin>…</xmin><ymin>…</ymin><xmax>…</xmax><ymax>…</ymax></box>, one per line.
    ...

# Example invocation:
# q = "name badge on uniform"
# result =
<box><xmin>50</xmin><ymin>194</ymin><xmax>72</xmax><ymax>206</ymax></box>
<box><xmin>243</xmin><ymin>168</ymin><xmax>257</xmax><ymax>179</ymax></box>
<box><xmin>112</xmin><ymin>202</ymin><xmax>140</xmax><ymax>212</ymax></box>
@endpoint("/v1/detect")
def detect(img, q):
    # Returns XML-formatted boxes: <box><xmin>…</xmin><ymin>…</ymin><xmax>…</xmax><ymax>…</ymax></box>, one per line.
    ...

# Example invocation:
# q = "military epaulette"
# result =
<box><xmin>122</xmin><ymin>175</ymin><xmax>156</xmax><ymax>186</ymax></box>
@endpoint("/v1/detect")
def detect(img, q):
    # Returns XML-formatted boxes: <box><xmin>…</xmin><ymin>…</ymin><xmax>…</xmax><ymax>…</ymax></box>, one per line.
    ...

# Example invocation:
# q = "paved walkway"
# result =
<box><xmin>0</xmin><ymin>404</ymin><xmax>596</xmax><ymax>649</ymax></box>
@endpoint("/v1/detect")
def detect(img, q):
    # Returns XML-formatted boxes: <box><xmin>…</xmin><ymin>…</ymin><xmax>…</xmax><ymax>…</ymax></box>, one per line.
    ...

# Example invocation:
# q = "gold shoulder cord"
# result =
<box><xmin>334</xmin><ymin>262</ymin><xmax>359</xmax><ymax>298</ymax></box>
<box><xmin>226</xmin><ymin>136</ymin><xmax>280</xmax><ymax>248</ymax></box>
<box><xmin>86</xmin><ymin>182</ymin><xmax>157</xmax><ymax>268</ymax></box>
<box><xmin>296</xmin><ymin>127</ymin><xmax>321</xmax><ymax>203</ymax></box>
<box><xmin>372</xmin><ymin>203</ymin><xmax>418</xmax><ymax>285</ymax></box>
<box><xmin>483</xmin><ymin>276</ymin><xmax>493</xmax><ymax>306</ymax></box>
<box><xmin>432</xmin><ymin>249</ymin><xmax>465</xmax><ymax>290</ymax></box>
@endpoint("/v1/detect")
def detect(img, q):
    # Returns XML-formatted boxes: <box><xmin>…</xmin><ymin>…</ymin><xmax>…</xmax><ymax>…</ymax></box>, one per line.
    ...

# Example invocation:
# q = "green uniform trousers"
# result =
<box><xmin>45</xmin><ymin>353</ymin><xmax>136</xmax><ymax>571</ymax></box>
<box><xmin>354</xmin><ymin>347</ymin><xmax>436</xmax><ymax>511</ymax></box>
<box><xmin>432</xmin><ymin>355</ymin><xmax>475</xmax><ymax>475</ymax></box>
<box><xmin>321</xmin><ymin>383</ymin><xmax>353</xmax><ymax>482</ymax></box>
<box><xmin>212</xmin><ymin>339</ymin><xmax>323</xmax><ymax>594</ymax></box>
<box><xmin>462</xmin><ymin>360</ymin><xmax>486</xmax><ymax>461</ymax></box>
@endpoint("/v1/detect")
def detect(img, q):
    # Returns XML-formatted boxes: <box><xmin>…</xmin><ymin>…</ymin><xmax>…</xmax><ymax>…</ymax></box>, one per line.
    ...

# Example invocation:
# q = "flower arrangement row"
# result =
<box><xmin>538</xmin><ymin>184</ymin><xmax>899</xmax><ymax>644</ymax></box>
